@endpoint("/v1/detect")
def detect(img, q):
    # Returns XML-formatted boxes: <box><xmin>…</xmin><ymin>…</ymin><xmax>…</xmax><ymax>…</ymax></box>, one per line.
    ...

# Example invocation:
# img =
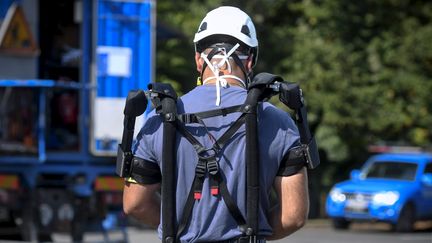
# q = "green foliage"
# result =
<box><xmin>156</xmin><ymin>0</ymin><xmax>432</xmax><ymax>189</ymax></box>
<box><xmin>156</xmin><ymin>0</ymin><xmax>225</xmax><ymax>92</ymax></box>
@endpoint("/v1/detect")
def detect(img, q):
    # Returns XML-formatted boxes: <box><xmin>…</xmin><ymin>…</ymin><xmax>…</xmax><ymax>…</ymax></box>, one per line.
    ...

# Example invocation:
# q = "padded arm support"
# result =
<box><xmin>116</xmin><ymin>90</ymin><xmax>148</xmax><ymax>178</ymax></box>
<box><xmin>249</xmin><ymin>72</ymin><xmax>320</xmax><ymax>169</ymax></box>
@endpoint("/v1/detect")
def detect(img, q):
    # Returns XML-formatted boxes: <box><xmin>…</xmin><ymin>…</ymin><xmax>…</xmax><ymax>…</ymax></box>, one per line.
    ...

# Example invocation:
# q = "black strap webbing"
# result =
<box><xmin>231</xmin><ymin>54</ymin><xmax>249</xmax><ymax>85</ymax></box>
<box><xmin>175</xmin><ymin>121</ymin><xmax>206</xmax><ymax>154</ymax></box>
<box><xmin>178</xmin><ymin>105</ymin><xmax>242</xmax><ymax>124</ymax></box>
<box><xmin>174</xmin><ymin>113</ymin><xmax>248</xmax><ymax>241</ymax></box>
<box><xmin>175</xmin><ymin>177</ymin><xmax>198</xmax><ymax>240</ymax></box>
<box><xmin>213</xmin><ymin>114</ymin><xmax>246</xmax><ymax>150</ymax></box>
<box><xmin>219</xmin><ymin>178</ymin><xmax>247</xmax><ymax>227</ymax></box>
<box><xmin>130</xmin><ymin>157</ymin><xmax>162</xmax><ymax>184</ymax></box>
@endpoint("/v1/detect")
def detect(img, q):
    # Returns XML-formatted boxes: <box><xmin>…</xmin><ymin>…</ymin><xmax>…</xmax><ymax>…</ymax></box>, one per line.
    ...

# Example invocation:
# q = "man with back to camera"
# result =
<box><xmin>122</xmin><ymin>6</ymin><xmax>309</xmax><ymax>243</ymax></box>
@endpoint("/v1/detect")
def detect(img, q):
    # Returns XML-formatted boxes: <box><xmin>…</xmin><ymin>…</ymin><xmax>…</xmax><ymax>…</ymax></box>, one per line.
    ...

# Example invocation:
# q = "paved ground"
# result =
<box><xmin>56</xmin><ymin>219</ymin><xmax>432</xmax><ymax>243</ymax></box>
<box><xmin>274</xmin><ymin>220</ymin><xmax>432</xmax><ymax>243</ymax></box>
<box><xmin>1</xmin><ymin>219</ymin><xmax>430</xmax><ymax>243</ymax></box>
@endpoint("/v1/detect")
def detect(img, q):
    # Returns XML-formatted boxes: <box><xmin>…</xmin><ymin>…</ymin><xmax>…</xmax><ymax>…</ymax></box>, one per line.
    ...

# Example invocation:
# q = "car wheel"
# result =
<box><xmin>332</xmin><ymin>218</ymin><xmax>350</xmax><ymax>230</ymax></box>
<box><xmin>393</xmin><ymin>203</ymin><xmax>415</xmax><ymax>232</ymax></box>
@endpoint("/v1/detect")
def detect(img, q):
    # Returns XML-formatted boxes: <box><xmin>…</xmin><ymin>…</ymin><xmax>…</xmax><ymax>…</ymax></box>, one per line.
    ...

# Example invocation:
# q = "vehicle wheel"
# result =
<box><xmin>332</xmin><ymin>218</ymin><xmax>350</xmax><ymax>230</ymax></box>
<box><xmin>393</xmin><ymin>203</ymin><xmax>415</xmax><ymax>232</ymax></box>
<box><xmin>71</xmin><ymin>222</ymin><xmax>84</xmax><ymax>243</ymax></box>
<box><xmin>71</xmin><ymin>197</ymin><xmax>88</xmax><ymax>242</ymax></box>
<box><xmin>38</xmin><ymin>233</ymin><xmax>52</xmax><ymax>242</ymax></box>
<box><xmin>21</xmin><ymin>201</ymin><xmax>38</xmax><ymax>242</ymax></box>
<box><xmin>0</xmin><ymin>218</ymin><xmax>23</xmax><ymax>240</ymax></box>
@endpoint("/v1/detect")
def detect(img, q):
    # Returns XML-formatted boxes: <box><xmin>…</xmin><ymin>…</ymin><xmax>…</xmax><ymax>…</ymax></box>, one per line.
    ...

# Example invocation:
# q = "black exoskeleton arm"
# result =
<box><xmin>251</xmin><ymin>73</ymin><xmax>320</xmax><ymax>169</ymax></box>
<box><xmin>148</xmin><ymin>83</ymin><xmax>178</xmax><ymax>117</ymax></box>
<box><xmin>278</xmin><ymin>81</ymin><xmax>320</xmax><ymax>169</ymax></box>
<box><xmin>116</xmin><ymin>90</ymin><xmax>148</xmax><ymax>178</ymax></box>
<box><xmin>148</xmin><ymin>82</ymin><xmax>178</xmax><ymax>243</ymax></box>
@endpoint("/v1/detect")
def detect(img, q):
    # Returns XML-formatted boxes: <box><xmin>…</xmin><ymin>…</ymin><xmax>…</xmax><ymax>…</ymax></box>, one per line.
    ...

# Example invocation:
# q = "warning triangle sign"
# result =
<box><xmin>0</xmin><ymin>3</ymin><xmax>38</xmax><ymax>55</ymax></box>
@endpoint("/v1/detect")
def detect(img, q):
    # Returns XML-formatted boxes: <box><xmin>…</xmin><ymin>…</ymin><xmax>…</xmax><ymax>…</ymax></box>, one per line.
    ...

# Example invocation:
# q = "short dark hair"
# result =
<box><xmin>195</xmin><ymin>34</ymin><xmax>251</xmax><ymax>55</ymax></box>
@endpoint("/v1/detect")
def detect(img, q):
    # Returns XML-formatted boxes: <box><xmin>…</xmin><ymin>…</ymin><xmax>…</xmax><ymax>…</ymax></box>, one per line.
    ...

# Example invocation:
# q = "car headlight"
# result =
<box><xmin>329</xmin><ymin>188</ymin><xmax>346</xmax><ymax>203</ymax></box>
<box><xmin>372</xmin><ymin>191</ymin><xmax>399</xmax><ymax>206</ymax></box>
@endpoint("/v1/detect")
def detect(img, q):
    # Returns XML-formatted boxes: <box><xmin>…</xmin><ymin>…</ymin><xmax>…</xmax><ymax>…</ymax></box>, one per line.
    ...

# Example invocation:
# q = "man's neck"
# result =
<box><xmin>202</xmin><ymin>76</ymin><xmax>246</xmax><ymax>88</ymax></box>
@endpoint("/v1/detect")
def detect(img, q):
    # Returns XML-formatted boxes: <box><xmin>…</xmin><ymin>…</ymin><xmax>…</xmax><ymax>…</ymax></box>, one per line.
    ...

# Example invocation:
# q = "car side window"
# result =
<box><xmin>424</xmin><ymin>162</ymin><xmax>432</xmax><ymax>174</ymax></box>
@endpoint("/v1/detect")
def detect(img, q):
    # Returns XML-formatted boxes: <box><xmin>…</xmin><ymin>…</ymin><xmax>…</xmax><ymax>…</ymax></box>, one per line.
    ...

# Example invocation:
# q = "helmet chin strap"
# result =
<box><xmin>200</xmin><ymin>43</ymin><xmax>249</xmax><ymax>106</ymax></box>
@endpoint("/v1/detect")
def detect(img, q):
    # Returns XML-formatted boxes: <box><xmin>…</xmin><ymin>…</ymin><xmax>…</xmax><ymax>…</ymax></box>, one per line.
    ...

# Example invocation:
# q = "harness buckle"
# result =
<box><xmin>198</xmin><ymin>147</ymin><xmax>217</xmax><ymax>159</ymax></box>
<box><xmin>193</xmin><ymin>172</ymin><xmax>205</xmax><ymax>200</ymax></box>
<box><xmin>183</xmin><ymin>114</ymin><xmax>192</xmax><ymax>123</ymax></box>
<box><xmin>197</xmin><ymin>148</ymin><xmax>219</xmax><ymax>175</ymax></box>
<box><xmin>207</xmin><ymin>159</ymin><xmax>219</xmax><ymax>175</ymax></box>
<box><xmin>195</xmin><ymin>160</ymin><xmax>207</xmax><ymax>177</ymax></box>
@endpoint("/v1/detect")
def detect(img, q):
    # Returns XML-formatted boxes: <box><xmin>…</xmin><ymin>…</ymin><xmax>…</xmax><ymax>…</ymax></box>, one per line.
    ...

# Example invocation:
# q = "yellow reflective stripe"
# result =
<box><xmin>0</xmin><ymin>175</ymin><xmax>19</xmax><ymax>190</ymax></box>
<box><xmin>95</xmin><ymin>177</ymin><xmax>124</xmax><ymax>191</ymax></box>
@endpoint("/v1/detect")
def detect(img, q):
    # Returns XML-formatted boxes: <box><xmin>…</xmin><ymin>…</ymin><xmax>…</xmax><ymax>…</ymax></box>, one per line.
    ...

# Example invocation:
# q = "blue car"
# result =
<box><xmin>326</xmin><ymin>152</ymin><xmax>432</xmax><ymax>232</ymax></box>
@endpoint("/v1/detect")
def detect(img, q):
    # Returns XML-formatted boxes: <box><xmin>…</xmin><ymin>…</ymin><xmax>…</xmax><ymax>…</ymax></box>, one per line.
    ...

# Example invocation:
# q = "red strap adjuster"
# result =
<box><xmin>194</xmin><ymin>192</ymin><xmax>202</xmax><ymax>200</ymax></box>
<box><xmin>211</xmin><ymin>187</ymin><xmax>219</xmax><ymax>196</ymax></box>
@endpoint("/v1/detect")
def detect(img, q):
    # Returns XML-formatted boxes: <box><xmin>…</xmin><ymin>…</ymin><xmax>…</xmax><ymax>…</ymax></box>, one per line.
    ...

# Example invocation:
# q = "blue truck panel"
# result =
<box><xmin>0</xmin><ymin>0</ymin><xmax>155</xmax><ymax>240</ymax></box>
<box><xmin>97</xmin><ymin>0</ymin><xmax>153</xmax><ymax>98</ymax></box>
<box><xmin>93</xmin><ymin>0</ymin><xmax>153</xmax><ymax>154</ymax></box>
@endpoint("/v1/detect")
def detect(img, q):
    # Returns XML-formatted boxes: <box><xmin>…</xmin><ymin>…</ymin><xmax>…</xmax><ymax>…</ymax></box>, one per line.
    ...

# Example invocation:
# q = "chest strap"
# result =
<box><xmin>178</xmin><ymin>105</ymin><xmax>242</xmax><ymax>124</ymax></box>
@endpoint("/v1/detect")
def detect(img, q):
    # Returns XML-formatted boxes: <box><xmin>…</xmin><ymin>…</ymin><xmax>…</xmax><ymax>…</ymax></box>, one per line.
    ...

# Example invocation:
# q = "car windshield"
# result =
<box><xmin>363</xmin><ymin>161</ymin><xmax>418</xmax><ymax>181</ymax></box>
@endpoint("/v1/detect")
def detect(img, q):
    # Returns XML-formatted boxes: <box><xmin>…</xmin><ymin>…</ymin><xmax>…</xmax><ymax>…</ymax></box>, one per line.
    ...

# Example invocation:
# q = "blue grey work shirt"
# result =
<box><xmin>133</xmin><ymin>84</ymin><xmax>301</xmax><ymax>242</ymax></box>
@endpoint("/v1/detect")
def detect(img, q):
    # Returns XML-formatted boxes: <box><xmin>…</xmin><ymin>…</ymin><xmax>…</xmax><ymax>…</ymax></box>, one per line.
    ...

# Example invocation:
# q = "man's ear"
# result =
<box><xmin>195</xmin><ymin>52</ymin><xmax>203</xmax><ymax>72</ymax></box>
<box><xmin>246</xmin><ymin>55</ymin><xmax>254</xmax><ymax>73</ymax></box>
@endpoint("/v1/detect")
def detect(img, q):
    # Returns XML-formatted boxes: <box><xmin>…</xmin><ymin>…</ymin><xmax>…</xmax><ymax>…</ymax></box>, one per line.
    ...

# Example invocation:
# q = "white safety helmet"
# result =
<box><xmin>194</xmin><ymin>6</ymin><xmax>259</xmax><ymax>66</ymax></box>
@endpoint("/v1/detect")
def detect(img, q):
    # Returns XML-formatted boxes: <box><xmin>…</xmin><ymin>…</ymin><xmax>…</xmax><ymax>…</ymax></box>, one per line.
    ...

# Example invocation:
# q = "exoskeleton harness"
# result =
<box><xmin>116</xmin><ymin>73</ymin><xmax>320</xmax><ymax>243</ymax></box>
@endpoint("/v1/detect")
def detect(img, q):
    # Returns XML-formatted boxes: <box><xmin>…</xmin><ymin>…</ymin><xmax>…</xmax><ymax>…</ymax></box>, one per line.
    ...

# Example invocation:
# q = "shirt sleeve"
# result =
<box><xmin>276</xmin><ymin>109</ymin><xmax>305</xmax><ymax>177</ymax></box>
<box><xmin>259</xmin><ymin>103</ymin><xmax>304</xmax><ymax>177</ymax></box>
<box><xmin>131</xmin><ymin>112</ymin><xmax>163</xmax><ymax>184</ymax></box>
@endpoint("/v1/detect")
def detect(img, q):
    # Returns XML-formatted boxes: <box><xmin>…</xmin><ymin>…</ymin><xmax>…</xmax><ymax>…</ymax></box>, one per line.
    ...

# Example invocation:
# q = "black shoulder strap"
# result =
<box><xmin>174</xmin><ymin>114</ymin><xmax>248</xmax><ymax>241</ymax></box>
<box><xmin>162</xmin><ymin>99</ymin><xmax>177</xmax><ymax>243</ymax></box>
<box><xmin>243</xmin><ymin>100</ymin><xmax>259</xmax><ymax>236</ymax></box>
<box><xmin>241</xmin><ymin>73</ymin><xmax>283</xmax><ymax>237</ymax></box>
<box><xmin>174</xmin><ymin>94</ymin><xmax>262</xmax><ymax>240</ymax></box>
